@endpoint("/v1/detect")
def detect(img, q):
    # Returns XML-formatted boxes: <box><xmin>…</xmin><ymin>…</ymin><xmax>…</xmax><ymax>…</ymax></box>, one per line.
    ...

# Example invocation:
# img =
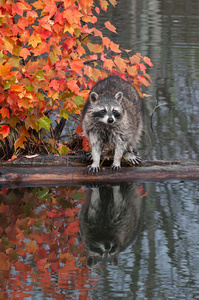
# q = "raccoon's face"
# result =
<box><xmin>89</xmin><ymin>92</ymin><xmax>124</xmax><ymax>125</ymax></box>
<box><xmin>86</xmin><ymin>241</ymin><xmax>119</xmax><ymax>266</ymax></box>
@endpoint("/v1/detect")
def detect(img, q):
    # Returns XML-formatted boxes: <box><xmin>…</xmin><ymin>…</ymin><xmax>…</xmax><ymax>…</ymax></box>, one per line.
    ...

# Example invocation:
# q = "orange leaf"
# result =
<box><xmin>127</xmin><ymin>65</ymin><xmax>137</xmax><ymax>77</ymax></box>
<box><xmin>0</xmin><ymin>107</ymin><xmax>10</xmax><ymax>119</ymax></box>
<box><xmin>25</xmin><ymin>240</ymin><xmax>39</xmax><ymax>254</ymax></box>
<box><xmin>109</xmin><ymin>41</ymin><xmax>121</xmax><ymax>53</ymax></box>
<box><xmin>137</xmin><ymin>75</ymin><xmax>150</xmax><ymax>87</ymax></box>
<box><xmin>28</xmin><ymin>34</ymin><xmax>42</xmax><ymax>48</ymax></box>
<box><xmin>104</xmin><ymin>21</ymin><xmax>117</xmax><ymax>33</ymax></box>
<box><xmin>102</xmin><ymin>36</ymin><xmax>110</xmax><ymax>49</ymax></box>
<box><xmin>0</xmin><ymin>253</ymin><xmax>10</xmax><ymax>271</ymax></box>
<box><xmin>144</xmin><ymin>56</ymin><xmax>153</xmax><ymax>67</ymax></box>
<box><xmin>19</xmin><ymin>48</ymin><xmax>31</xmax><ymax>60</ymax></box>
<box><xmin>10</xmin><ymin>85</ymin><xmax>24</xmax><ymax>92</ymax></box>
<box><xmin>99</xmin><ymin>0</ymin><xmax>108</xmax><ymax>11</ymax></box>
<box><xmin>3</xmin><ymin>37</ymin><xmax>15</xmax><ymax>53</ymax></box>
<box><xmin>130</xmin><ymin>55</ymin><xmax>141</xmax><ymax>65</ymax></box>
<box><xmin>109</xmin><ymin>0</ymin><xmax>117</xmax><ymax>6</ymax></box>
<box><xmin>114</xmin><ymin>56</ymin><xmax>126</xmax><ymax>72</ymax></box>
<box><xmin>87</xmin><ymin>42</ymin><xmax>104</xmax><ymax>53</ymax></box>
<box><xmin>14</xmin><ymin>136</ymin><xmax>27</xmax><ymax>151</ymax></box>
<box><xmin>139</xmin><ymin>63</ymin><xmax>146</xmax><ymax>73</ymax></box>
<box><xmin>103</xmin><ymin>58</ymin><xmax>115</xmax><ymax>71</ymax></box>
<box><xmin>0</xmin><ymin>125</ymin><xmax>10</xmax><ymax>138</ymax></box>
<box><xmin>0</xmin><ymin>63</ymin><xmax>14</xmax><ymax>80</ymax></box>
<box><xmin>67</xmin><ymin>79</ymin><xmax>80</xmax><ymax>93</ymax></box>
<box><xmin>71</xmin><ymin>59</ymin><xmax>84</xmax><ymax>75</ymax></box>
<box><xmin>65</xmin><ymin>221</ymin><xmax>79</xmax><ymax>235</ymax></box>
<box><xmin>93</xmin><ymin>27</ymin><xmax>103</xmax><ymax>38</ymax></box>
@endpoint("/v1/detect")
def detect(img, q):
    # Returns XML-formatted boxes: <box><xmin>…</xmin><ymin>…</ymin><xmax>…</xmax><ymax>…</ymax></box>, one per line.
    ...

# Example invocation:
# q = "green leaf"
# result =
<box><xmin>27</xmin><ymin>84</ymin><xmax>34</xmax><ymax>92</ymax></box>
<box><xmin>60</xmin><ymin>109</ymin><xmax>69</xmax><ymax>120</ymax></box>
<box><xmin>4</xmin><ymin>82</ymin><xmax>11</xmax><ymax>90</ymax></box>
<box><xmin>35</xmin><ymin>70</ymin><xmax>45</xmax><ymax>80</ymax></box>
<box><xmin>72</xmin><ymin>191</ymin><xmax>84</xmax><ymax>200</ymax></box>
<box><xmin>73</xmin><ymin>95</ymin><xmax>84</xmax><ymax>106</ymax></box>
<box><xmin>58</xmin><ymin>145</ymin><xmax>69</xmax><ymax>155</ymax></box>
<box><xmin>37</xmin><ymin>188</ymin><xmax>50</xmax><ymax>200</ymax></box>
<box><xmin>37</xmin><ymin>116</ymin><xmax>53</xmax><ymax>131</ymax></box>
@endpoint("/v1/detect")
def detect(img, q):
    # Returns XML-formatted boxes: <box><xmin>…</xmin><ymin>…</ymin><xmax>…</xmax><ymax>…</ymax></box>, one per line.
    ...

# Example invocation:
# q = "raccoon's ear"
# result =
<box><xmin>115</xmin><ymin>92</ymin><xmax>123</xmax><ymax>103</ymax></box>
<box><xmin>89</xmin><ymin>92</ymin><xmax>99</xmax><ymax>103</ymax></box>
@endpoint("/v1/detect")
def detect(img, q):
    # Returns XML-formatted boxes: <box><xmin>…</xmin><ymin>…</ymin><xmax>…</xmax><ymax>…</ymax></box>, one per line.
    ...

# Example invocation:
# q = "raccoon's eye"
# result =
<box><xmin>101</xmin><ymin>109</ymin><xmax>106</xmax><ymax>114</ymax></box>
<box><xmin>112</xmin><ymin>109</ymin><xmax>121</xmax><ymax>119</ymax></box>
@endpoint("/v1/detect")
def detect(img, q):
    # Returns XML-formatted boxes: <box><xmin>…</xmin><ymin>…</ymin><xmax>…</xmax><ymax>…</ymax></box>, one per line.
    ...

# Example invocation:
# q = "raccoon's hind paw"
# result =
<box><xmin>128</xmin><ymin>156</ymin><xmax>142</xmax><ymax>165</ymax></box>
<box><xmin>87</xmin><ymin>164</ymin><xmax>100</xmax><ymax>174</ymax></box>
<box><xmin>86</xmin><ymin>152</ymin><xmax>93</xmax><ymax>161</ymax></box>
<box><xmin>124</xmin><ymin>153</ymin><xmax>142</xmax><ymax>165</ymax></box>
<box><xmin>111</xmin><ymin>164</ymin><xmax>121</xmax><ymax>172</ymax></box>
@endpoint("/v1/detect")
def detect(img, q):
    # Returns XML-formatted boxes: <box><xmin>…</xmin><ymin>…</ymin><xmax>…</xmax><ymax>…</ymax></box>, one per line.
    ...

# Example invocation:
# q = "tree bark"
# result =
<box><xmin>0</xmin><ymin>154</ymin><xmax>198</xmax><ymax>188</ymax></box>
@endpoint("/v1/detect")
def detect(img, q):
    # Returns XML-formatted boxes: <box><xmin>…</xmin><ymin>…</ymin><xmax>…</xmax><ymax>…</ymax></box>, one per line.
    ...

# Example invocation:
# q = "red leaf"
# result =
<box><xmin>65</xmin><ymin>221</ymin><xmax>79</xmax><ymax>236</ymax></box>
<box><xmin>95</xmin><ymin>7</ymin><xmax>100</xmax><ymax>14</ymax></box>
<box><xmin>0</xmin><ymin>107</ymin><xmax>10</xmax><ymax>119</ymax></box>
<box><xmin>0</xmin><ymin>125</ymin><xmax>10</xmax><ymax>138</ymax></box>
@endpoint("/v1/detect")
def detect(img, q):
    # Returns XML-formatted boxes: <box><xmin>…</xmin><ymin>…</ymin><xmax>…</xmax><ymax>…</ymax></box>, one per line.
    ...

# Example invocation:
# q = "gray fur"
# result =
<box><xmin>82</xmin><ymin>75</ymin><xmax>143</xmax><ymax>173</ymax></box>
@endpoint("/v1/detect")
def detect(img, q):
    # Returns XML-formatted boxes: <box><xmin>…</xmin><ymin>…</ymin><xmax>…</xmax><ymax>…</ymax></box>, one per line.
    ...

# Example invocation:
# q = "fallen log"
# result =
<box><xmin>0</xmin><ymin>154</ymin><xmax>198</xmax><ymax>188</ymax></box>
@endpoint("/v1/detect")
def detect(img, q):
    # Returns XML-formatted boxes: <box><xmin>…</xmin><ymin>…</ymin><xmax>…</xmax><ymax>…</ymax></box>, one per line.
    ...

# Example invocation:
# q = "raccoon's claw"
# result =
<box><xmin>129</xmin><ymin>155</ymin><xmax>142</xmax><ymax>165</ymax></box>
<box><xmin>87</xmin><ymin>165</ymin><xmax>100</xmax><ymax>174</ymax></box>
<box><xmin>111</xmin><ymin>164</ymin><xmax>121</xmax><ymax>172</ymax></box>
<box><xmin>124</xmin><ymin>153</ymin><xmax>142</xmax><ymax>165</ymax></box>
<box><xmin>86</xmin><ymin>152</ymin><xmax>93</xmax><ymax>161</ymax></box>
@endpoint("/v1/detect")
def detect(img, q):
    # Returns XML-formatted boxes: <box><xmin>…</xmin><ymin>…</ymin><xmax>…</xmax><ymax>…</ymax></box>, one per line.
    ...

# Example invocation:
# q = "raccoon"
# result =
<box><xmin>82</xmin><ymin>75</ymin><xmax>143</xmax><ymax>173</ymax></box>
<box><xmin>80</xmin><ymin>183</ymin><xmax>141</xmax><ymax>267</ymax></box>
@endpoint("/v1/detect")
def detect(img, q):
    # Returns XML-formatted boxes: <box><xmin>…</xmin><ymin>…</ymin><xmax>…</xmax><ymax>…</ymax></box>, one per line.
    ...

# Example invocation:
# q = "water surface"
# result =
<box><xmin>0</xmin><ymin>181</ymin><xmax>199</xmax><ymax>299</ymax></box>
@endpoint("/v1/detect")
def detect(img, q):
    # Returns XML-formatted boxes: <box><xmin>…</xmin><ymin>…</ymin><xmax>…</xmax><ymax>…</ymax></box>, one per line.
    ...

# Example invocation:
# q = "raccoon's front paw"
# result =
<box><xmin>87</xmin><ymin>164</ymin><xmax>100</xmax><ymax>174</ymax></box>
<box><xmin>111</xmin><ymin>164</ymin><xmax>121</xmax><ymax>172</ymax></box>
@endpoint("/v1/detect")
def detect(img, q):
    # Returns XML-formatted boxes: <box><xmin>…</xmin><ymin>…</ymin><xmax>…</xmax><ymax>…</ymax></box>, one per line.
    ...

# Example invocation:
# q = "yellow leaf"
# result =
<box><xmin>29</xmin><ymin>34</ymin><xmax>42</xmax><ymax>48</ymax></box>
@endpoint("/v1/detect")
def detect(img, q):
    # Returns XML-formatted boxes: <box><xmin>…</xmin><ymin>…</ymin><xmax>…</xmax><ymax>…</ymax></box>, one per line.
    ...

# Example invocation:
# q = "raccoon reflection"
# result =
<box><xmin>80</xmin><ymin>183</ymin><xmax>141</xmax><ymax>267</ymax></box>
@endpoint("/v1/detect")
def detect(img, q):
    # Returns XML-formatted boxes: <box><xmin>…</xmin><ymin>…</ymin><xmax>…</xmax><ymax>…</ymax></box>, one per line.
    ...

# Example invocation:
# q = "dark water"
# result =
<box><xmin>1</xmin><ymin>0</ymin><xmax>199</xmax><ymax>299</ymax></box>
<box><xmin>0</xmin><ymin>182</ymin><xmax>199</xmax><ymax>299</ymax></box>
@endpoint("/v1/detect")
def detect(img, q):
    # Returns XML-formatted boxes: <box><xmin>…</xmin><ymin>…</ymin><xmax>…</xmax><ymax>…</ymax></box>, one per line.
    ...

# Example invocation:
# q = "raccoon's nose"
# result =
<box><xmin>107</xmin><ymin>117</ymin><xmax>114</xmax><ymax>123</ymax></box>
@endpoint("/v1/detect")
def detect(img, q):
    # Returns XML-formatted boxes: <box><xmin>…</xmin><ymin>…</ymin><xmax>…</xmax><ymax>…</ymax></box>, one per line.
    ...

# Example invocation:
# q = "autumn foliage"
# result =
<box><xmin>0</xmin><ymin>0</ymin><xmax>153</xmax><ymax>159</ymax></box>
<box><xmin>0</xmin><ymin>186</ymin><xmax>94</xmax><ymax>299</ymax></box>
